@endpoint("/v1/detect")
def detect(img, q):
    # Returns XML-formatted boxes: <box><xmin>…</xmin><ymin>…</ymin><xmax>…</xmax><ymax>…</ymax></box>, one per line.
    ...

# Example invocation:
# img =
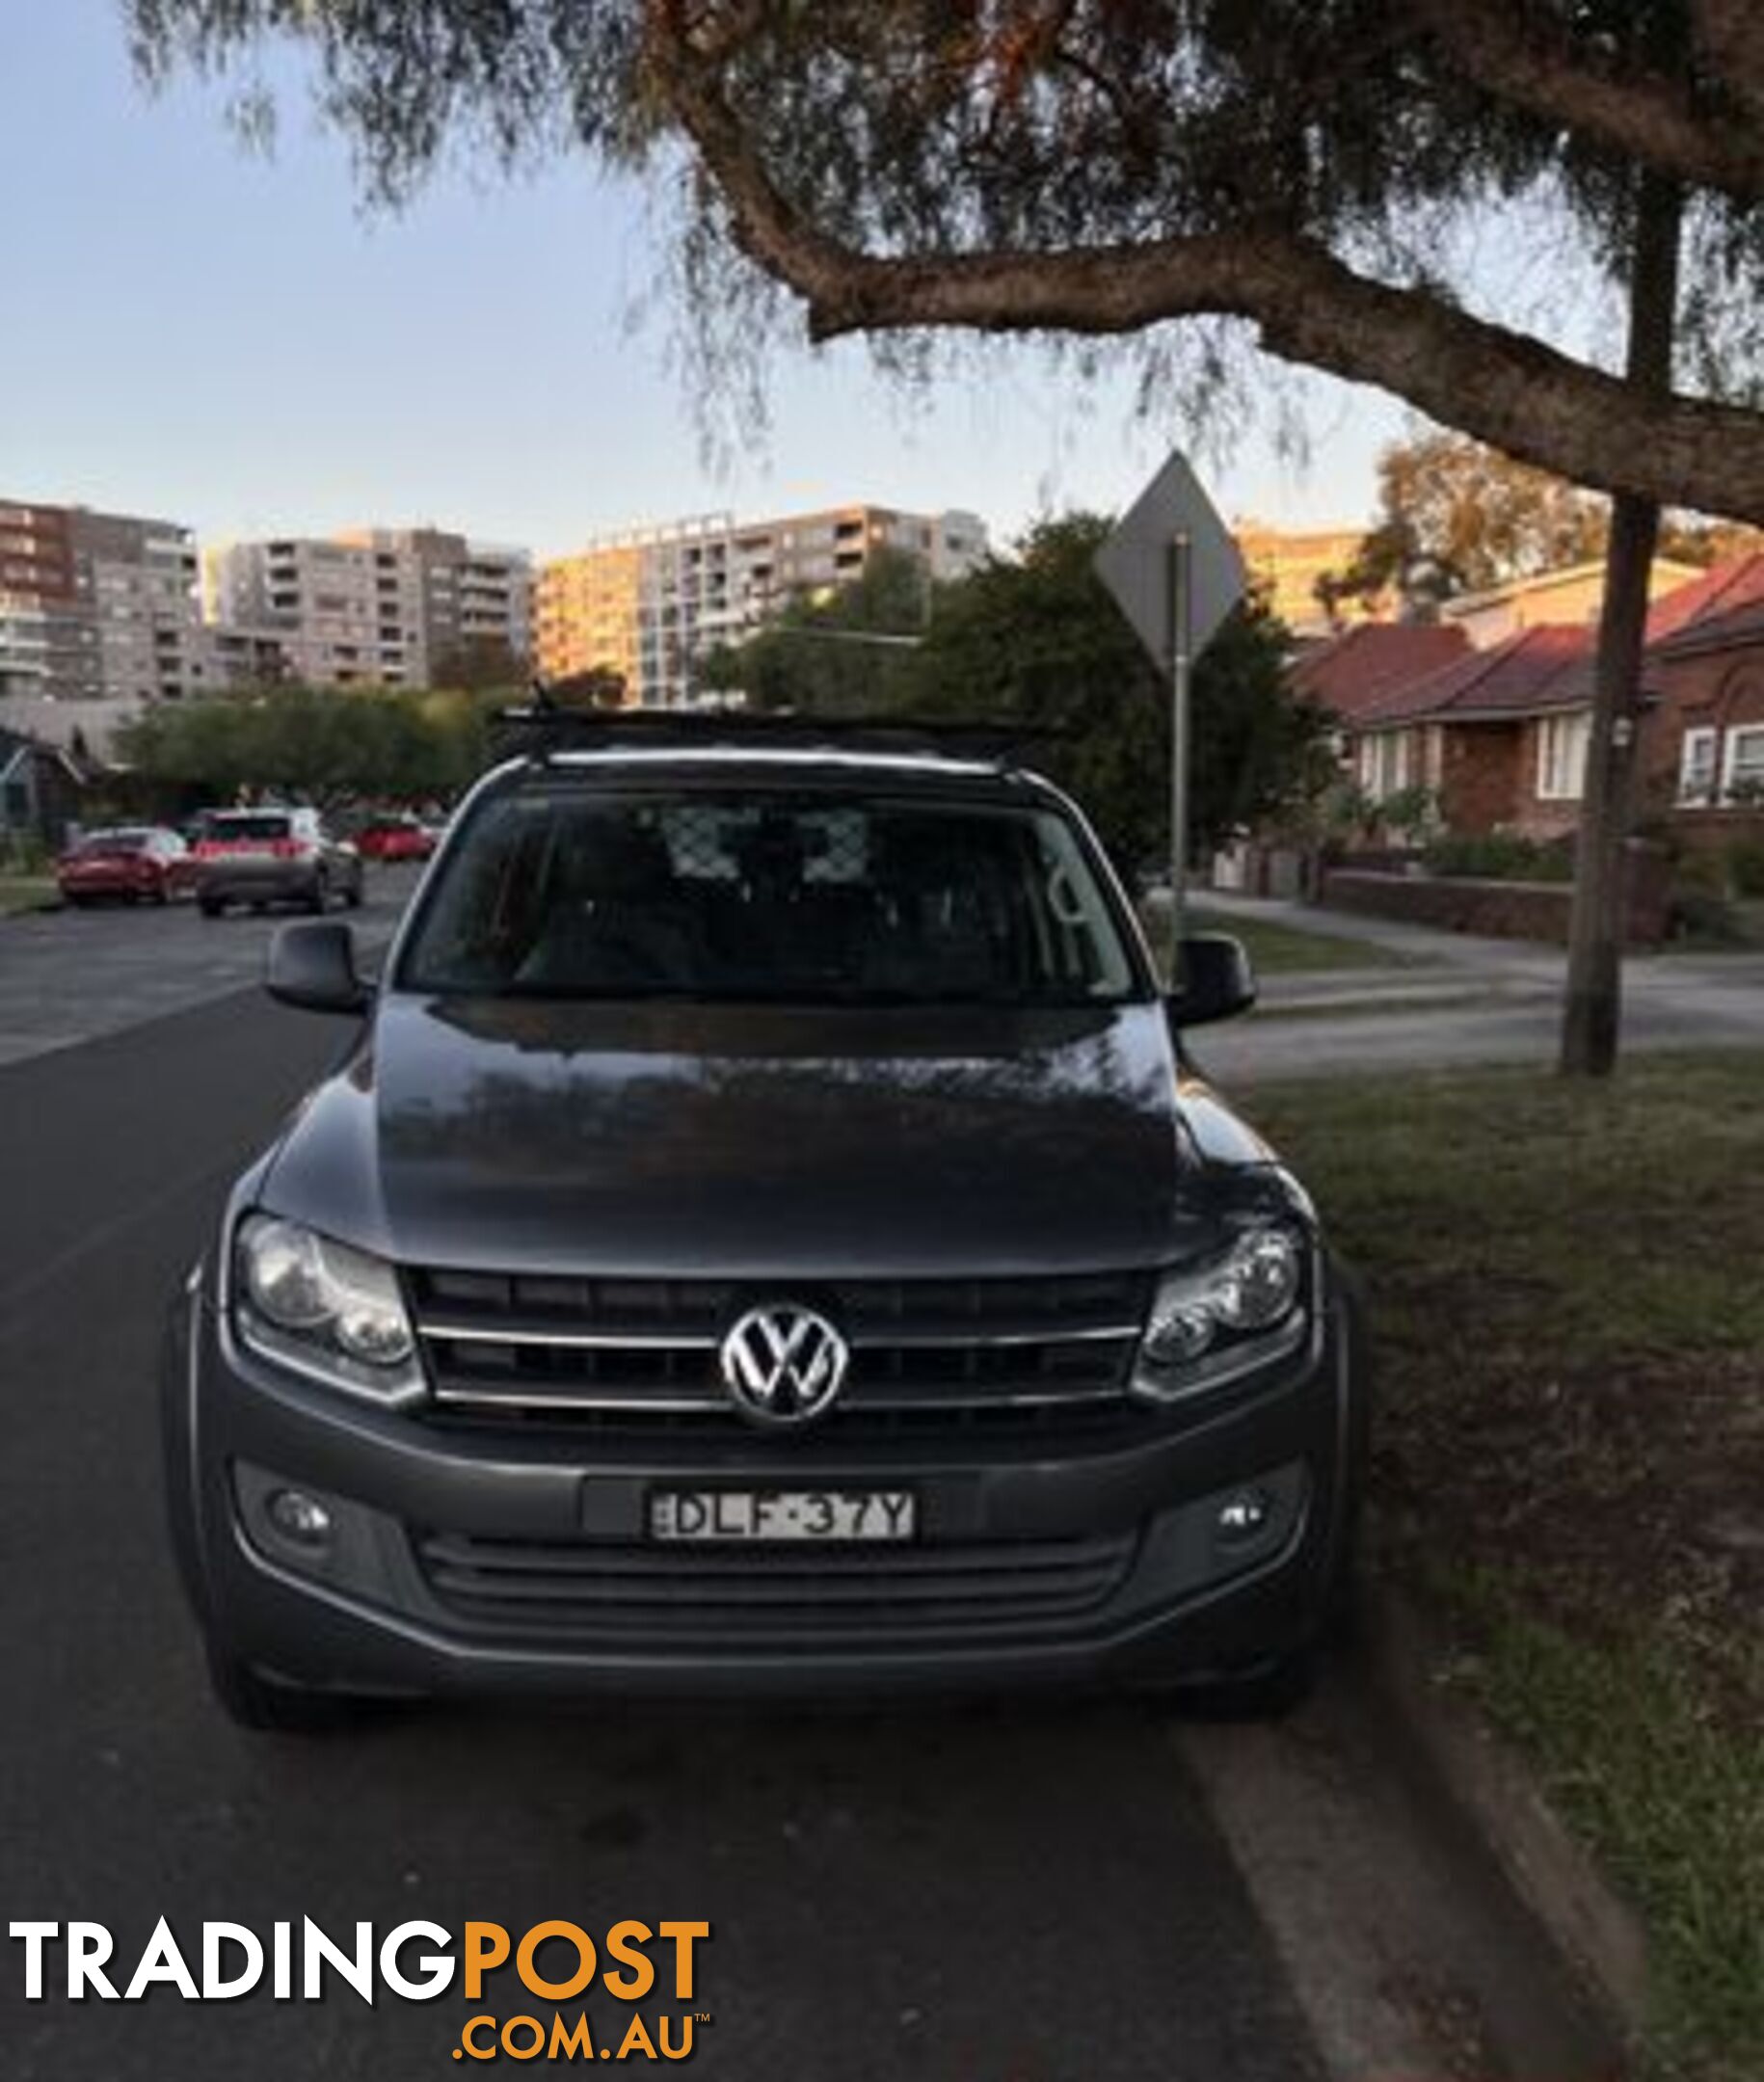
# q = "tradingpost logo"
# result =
<box><xmin>10</xmin><ymin>1915</ymin><xmax>713</xmax><ymax>2064</ymax></box>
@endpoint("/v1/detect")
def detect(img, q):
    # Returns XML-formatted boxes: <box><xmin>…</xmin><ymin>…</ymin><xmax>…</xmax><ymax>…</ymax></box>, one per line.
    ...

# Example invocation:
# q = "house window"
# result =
<box><xmin>1678</xmin><ymin>727</ymin><xmax>1718</xmax><ymax>806</ymax></box>
<box><xmin>1723</xmin><ymin>725</ymin><xmax>1764</xmax><ymax>805</ymax></box>
<box><xmin>1358</xmin><ymin>730</ymin><xmax>1414</xmax><ymax>800</ymax></box>
<box><xmin>1536</xmin><ymin>712</ymin><xmax>1590</xmax><ymax>801</ymax></box>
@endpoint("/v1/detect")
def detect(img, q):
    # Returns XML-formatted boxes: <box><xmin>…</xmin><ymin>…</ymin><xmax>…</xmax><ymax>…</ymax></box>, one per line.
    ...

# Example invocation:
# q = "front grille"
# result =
<box><xmin>407</xmin><ymin>1268</ymin><xmax>1151</xmax><ymax>1436</ymax></box>
<box><xmin>413</xmin><ymin>1525</ymin><xmax>1138</xmax><ymax>1644</ymax></box>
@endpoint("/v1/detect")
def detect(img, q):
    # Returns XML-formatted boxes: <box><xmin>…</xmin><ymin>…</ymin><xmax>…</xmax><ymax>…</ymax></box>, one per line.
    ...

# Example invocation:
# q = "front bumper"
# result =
<box><xmin>163</xmin><ymin>1274</ymin><xmax>1366</xmax><ymax>1701</ymax></box>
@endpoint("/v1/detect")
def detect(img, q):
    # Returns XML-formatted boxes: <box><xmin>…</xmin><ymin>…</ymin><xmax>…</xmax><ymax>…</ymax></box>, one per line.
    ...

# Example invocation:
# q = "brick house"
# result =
<box><xmin>1318</xmin><ymin>553</ymin><xmax>1764</xmax><ymax>849</ymax></box>
<box><xmin>1347</xmin><ymin>624</ymin><xmax>1596</xmax><ymax>841</ymax></box>
<box><xmin>1639</xmin><ymin>554</ymin><xmax>1764</xmax><ymax>849</ymax></box>
<box><xmin>1434</xmin><ymin>555</ymin><xmax>1702</xmax><ymax>649</ymax></box>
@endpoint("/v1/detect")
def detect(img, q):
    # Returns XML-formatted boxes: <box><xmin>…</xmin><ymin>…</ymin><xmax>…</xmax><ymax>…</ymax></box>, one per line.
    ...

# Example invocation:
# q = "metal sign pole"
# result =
<box><xmin>1168</xmin><ymin>530</ymin><xmax>1193</xmax><ymax>983</ymax></box>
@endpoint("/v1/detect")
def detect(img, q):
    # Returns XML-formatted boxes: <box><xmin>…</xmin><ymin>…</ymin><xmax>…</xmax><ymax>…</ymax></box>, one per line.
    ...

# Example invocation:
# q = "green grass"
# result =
<box><xmin>1247</xmin><ymin>1056</ymin><xmax>1764</xmax><ymax>2080</ymax></box>
<box><xmin>1253</xmin><ymin>1056</ymin><xmax>1764</xmax><ymax>1361</ymax></box>
<box><xmin>0</xmin><ymin>875</ymin><xmax>56</xmax><ymax>917</ymax></box>
<box><xmin>1143</xmin><ymin>898</ymin><xmax>1420</xmax><ymax>974</ymax></box>
<box><xmin>1433</xmin><ymin>1570</ymin><xmax>1763</xmax><ymax>2082</ymax></box>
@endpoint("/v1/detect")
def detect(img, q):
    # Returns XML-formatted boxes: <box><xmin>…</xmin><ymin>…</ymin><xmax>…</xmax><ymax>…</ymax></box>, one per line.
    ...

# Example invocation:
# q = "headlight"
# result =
<box><xmin>1132</xmin><ymin>1226</ymin><xmax>1307</xmax><ymax>1403</ymax></box>
<box><xmin>233</xmin><ymin>1214</ymin><xmax>424</xmax><ymax>1403</ymax></box>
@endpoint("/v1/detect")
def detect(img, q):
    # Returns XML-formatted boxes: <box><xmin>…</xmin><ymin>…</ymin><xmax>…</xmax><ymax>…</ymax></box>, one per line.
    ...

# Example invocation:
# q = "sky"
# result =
<box><xmin>1</xmin><ymin>1</ymin><xmax>1412</xmax><ymax>561</ymax></box>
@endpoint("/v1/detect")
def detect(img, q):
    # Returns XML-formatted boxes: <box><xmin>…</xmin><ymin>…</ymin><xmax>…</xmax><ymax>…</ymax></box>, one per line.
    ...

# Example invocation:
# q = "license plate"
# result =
<box><xmin>648</xmin><ymin>1488</ymin><xmax>916</xmax><ymax>1543</ymax></box>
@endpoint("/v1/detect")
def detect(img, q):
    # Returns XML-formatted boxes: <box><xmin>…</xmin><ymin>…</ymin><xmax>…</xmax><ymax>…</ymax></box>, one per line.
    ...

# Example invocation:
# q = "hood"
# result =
<box><xmin>261</xmin><ymin>994</ymin><xmax>1237</xmax><ymax>1279</ymax></box>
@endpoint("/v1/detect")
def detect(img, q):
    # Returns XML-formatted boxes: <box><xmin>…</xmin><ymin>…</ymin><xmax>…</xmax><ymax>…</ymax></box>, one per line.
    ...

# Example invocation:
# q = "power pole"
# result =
<box><xmin>1560</xmin><ymin>166</ymin><xmax>1683</xmax><ymax>1078</ymax></box>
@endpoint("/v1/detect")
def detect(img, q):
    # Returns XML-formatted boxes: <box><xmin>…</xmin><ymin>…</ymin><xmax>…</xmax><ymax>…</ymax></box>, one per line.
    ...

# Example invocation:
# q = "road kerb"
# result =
<box><xmin>1365</xmin><ymin>1583</ymin><xmax>1651</xmax><ymax>2049</ymax></box>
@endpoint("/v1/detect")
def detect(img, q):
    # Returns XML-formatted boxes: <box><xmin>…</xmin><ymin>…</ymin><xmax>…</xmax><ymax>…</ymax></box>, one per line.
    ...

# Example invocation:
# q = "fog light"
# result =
<box><xmin>1215</xmin><ymin>1488</ymin><xmax>1272</xmax><ymax>1544</ymax></box>
<box><xmin>266</xmin><ymin>1487</ymin><xmax>334</xmax><ymax>1548</ymax></box>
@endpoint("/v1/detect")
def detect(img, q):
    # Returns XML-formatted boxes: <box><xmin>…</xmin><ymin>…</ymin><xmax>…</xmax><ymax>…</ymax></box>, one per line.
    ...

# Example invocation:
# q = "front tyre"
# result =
<box><xmin>204</xmin><ymin>1647</ymin><xmax>362</xmax><ymax>1735</ymax></box>
<box><xmin>305</xmin><ymin>870</ymin><xmax>329</xmax><ymax>916</ymax></box>
<box><xmin>1175</xmin><ymin>1646</ymin><xmax>1318</xmax><ymax>1722</ymax></box>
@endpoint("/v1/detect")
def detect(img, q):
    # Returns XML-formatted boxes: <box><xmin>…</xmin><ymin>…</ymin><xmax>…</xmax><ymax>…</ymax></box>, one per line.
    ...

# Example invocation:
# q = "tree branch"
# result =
<box><xmin>1408</xmin><ymin>0</ymin><xmax>1764</xmax><ymax>206</ymax></box>
<box><xmin>1695</xmin><ymin>0</ymin><xmax>1764</xmax><ymax>120</ymax></box>
<box><xmin>646</xmin><ymin>10</ymin><xmax>1764</xmax><ymax>523</ymax></box>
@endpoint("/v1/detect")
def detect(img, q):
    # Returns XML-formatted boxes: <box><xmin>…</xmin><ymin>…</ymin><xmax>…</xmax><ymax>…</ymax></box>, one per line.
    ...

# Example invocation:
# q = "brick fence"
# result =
<box><xmin>1322</xmin><ymin>850</ymin><xmax>1671</xmax><ymax>946</ymax></box>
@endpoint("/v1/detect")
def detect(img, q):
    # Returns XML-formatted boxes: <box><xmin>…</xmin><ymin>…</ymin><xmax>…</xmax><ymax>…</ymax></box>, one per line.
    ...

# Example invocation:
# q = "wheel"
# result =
<box><xmin>199</xmin><ymin>897</ymin><xmax>226</xmax><ymax>919</ymax></box>
<box><xmin>305</xmin><ymin>872</ymin><xmax>329</xmax><ymax>916</ymax></box>
<box><xmin>204</xmin><ymin>1647</ymin><xmax>362</xmax><ymax>1735</ymax></box>
<box><xmin>151</xmin><ymin>884</ymin><xmax>170</xmax><ymax>906</ymax></box>
<box><xmin>1173</xmin><ymin>1647</ymin><xmax>1318</xmax><ymax>1722</ymax></box>
<box><xmin>343</xmin><ymin>874</ymin><xmax>363</xmax><ymax>910</ymax></box>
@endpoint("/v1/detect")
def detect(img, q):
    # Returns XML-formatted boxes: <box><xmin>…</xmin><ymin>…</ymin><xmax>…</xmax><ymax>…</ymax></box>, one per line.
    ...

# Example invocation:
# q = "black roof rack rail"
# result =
<box><xmin>491</xmin><ymin>689</ymin><xmax>1065</xmax><ymax>765</ymax></box>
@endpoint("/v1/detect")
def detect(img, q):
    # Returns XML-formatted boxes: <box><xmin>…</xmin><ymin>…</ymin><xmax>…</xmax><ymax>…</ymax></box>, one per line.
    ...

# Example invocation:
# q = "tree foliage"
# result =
<box><xmin>126</xmin><ymin>1</ymin><xmax>1764</xmax><ymax>519</ymax></box>
<box><xmin>431</xmin><ymin>636</ymin><xmax>529</xmax><ymax>693</ymax></box>
<box><xmin>1320</xmin><ymin>428</ymin><xmax>1764</xmax><ymax>614</ymax></box>
<box><xmin>691</xmin><ymin>516</ymin><xmax>1323</xmax><ymax>871</ymax></box>
<box><xmin>698</xmin><ymin>547</ymin><xmax>928</xmax><ymax>712</ymax></box>
<box><xmin>841</xmin><ymin>516</ymin><xmax>1325</xmax><ymax>872</ymax></box>
<box><xmin>116</xmin><ymin>685</ymin><xmax>495</xmax><ymax>805</ymax></box>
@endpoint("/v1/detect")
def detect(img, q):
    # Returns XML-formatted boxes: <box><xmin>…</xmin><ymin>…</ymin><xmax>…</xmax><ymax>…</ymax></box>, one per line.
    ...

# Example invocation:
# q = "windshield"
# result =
<box><xmin>204</xmin><ymin>813</ymin><xmax>292</xmax><ymax>841</ymax></box>
<box><xmin>398</xmin><ymin>787</ymin><xmax>1141</xmax><ymax>1005</ymax></box>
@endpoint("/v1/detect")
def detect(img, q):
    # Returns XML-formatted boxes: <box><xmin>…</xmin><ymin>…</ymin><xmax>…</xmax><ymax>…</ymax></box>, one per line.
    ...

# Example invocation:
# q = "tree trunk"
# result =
<box><xmin>1559</xmin><ymin>170</ymin><xmax>1684</xmax><ymax>1077</ymax></box>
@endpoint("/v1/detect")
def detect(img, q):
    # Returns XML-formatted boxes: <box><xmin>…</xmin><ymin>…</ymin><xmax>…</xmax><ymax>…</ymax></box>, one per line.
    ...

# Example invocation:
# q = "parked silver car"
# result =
<box><xmin>194</xmin><ymin>807</ymin><xmax>363</xmax><ymax>918</ymax></box>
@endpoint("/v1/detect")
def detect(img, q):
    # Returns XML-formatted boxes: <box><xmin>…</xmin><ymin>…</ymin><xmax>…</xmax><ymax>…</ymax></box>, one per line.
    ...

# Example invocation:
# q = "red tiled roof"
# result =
<box><xmin>1532</xmin><ymin>551</ymin><xmax>1764</xmax><ymax>709</ymax></box>
<box><xmin>1355</xmin><ymin>624</ymin><xmax>1593</xmax><ymax>728</ymax></box>
<box><xmin>1289</xmin><ymin>622</ymin><xmax>1470</xmax><ymax>721</ymax></box>
<box><xmin>1648</xmin><ymin>551</ymin><xmax>1764</xmax><ymax>651</ymax></box>
<box><xmin>1645</xmin><ymin>551</ymin><xmax>1764</xmax><ymax>644</ymax></box>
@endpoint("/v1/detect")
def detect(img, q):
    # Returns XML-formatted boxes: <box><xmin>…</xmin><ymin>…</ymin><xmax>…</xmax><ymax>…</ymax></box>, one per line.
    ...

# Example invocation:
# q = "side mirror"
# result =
<box><xmin>1165</xmin><ymin>932</ymin><xmax>1256</xmax><ymax>1028</ymax></box>
<box><xmin>266</xmin><ymin>921</ymin><xmax>371</xmax><ymax>1016</ymax></box>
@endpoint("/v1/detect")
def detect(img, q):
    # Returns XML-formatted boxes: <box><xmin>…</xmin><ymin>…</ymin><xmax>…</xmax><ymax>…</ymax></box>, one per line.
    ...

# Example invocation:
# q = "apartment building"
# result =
<box><xmin>536</xmin><ymin>502</ymin><xmax>989</xmax><ymax>705</ymax></box>
<box><xmin>0</xmin><ymin>501</ymin><xmax>102</xmax><ymax>699</ymax></box>
<box><xmin>206</xmin><ymin>528</ymin><xmax>533</xmax><ymax>688</ymax></box>
<box><xmin>1</xmin><ymin>497</ymin><xmax>295</xmax><ymax>705</ymax></box>
<box><xmin>81</xmin><ymin>508</ymin><xmax>207</xmax><ymax>701</ymax></box>
<box><xmin>1234</xmin><ymin>519</ymin><xmax>1391</xmax><ymax>636</ymax></box>
<box><xmin>3</xmin><ymin>500</ymin><xmax>215</xmax><ymax>702</ymax></box>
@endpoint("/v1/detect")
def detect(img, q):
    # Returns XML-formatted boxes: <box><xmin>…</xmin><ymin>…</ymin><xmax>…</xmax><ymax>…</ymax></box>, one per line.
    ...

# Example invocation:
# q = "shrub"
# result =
<box><xmin>1422</xmin><ymin>829</ymin><xmax>1575</xmax><ymax>882</ymax></box>
<box><xmin>1726</xmin><ymin>841</ymin><xmax>1764</xmax><ymax>899</ymax></box>
<box><xmin>0</xmin><ymin>832</ymin><xmax>52</xmax><ymax>875</ymax></box>
<box><xmin>1670</xmin><ymin>890</ymin><xmax>1748</xmax><ymax>943</ymax></box>
<box><xmin>1672</xmin><ymin>847</ymin><xmax>1728</xmax><ymax>897</ymax></box>
<box><xmin>1375</xmin><ymin>782</ymin><xmax>1441</xmax><ymax>844</ymax></box>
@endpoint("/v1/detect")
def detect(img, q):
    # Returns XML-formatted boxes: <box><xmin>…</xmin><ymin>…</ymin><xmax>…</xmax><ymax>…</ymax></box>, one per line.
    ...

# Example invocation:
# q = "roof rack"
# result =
<box><xmin>491</xmin><ymin>688</ymin><xmax>1064</xmax><ymax>765</ymax></box>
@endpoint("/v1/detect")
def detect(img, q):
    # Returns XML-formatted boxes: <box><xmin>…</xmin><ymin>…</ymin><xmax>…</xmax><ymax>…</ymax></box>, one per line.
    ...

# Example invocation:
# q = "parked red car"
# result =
<box><xmin>57</xmin><ymin>826</ymin><xmax>197</xmax><ymax>906</ymax></box>
<box><xmin>355</xmin><ymin>814</ymin><xmax>438</xmax><ymax>864</ymax></box>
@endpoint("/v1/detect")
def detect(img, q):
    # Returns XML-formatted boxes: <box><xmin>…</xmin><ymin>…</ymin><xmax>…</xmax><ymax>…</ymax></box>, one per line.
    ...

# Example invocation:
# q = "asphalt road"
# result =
<box><xmin>0</xmin><ymin>868</ymin><xmax>417</xmax><ymax>1068</ymax></box>
<box><xmin>0</xmin><ymin>922</ymin><xmax>1323</xmax><ymax>2079</ymax></box>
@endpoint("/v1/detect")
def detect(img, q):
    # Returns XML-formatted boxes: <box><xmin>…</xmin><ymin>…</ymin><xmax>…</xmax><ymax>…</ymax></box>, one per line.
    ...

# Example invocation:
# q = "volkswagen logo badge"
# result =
<box><xmin>718</xmin><ymin>1304</ymin><xmax>850</xmax><ymax>1428</ymax></box>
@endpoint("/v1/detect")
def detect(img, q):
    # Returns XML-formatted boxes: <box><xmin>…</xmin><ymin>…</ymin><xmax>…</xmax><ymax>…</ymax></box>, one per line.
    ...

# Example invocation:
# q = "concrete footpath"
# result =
<box><xmin>1192</xmin><ymin>891</ymin><xmax>1764</xmax><ymax>1082</ymax></box>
